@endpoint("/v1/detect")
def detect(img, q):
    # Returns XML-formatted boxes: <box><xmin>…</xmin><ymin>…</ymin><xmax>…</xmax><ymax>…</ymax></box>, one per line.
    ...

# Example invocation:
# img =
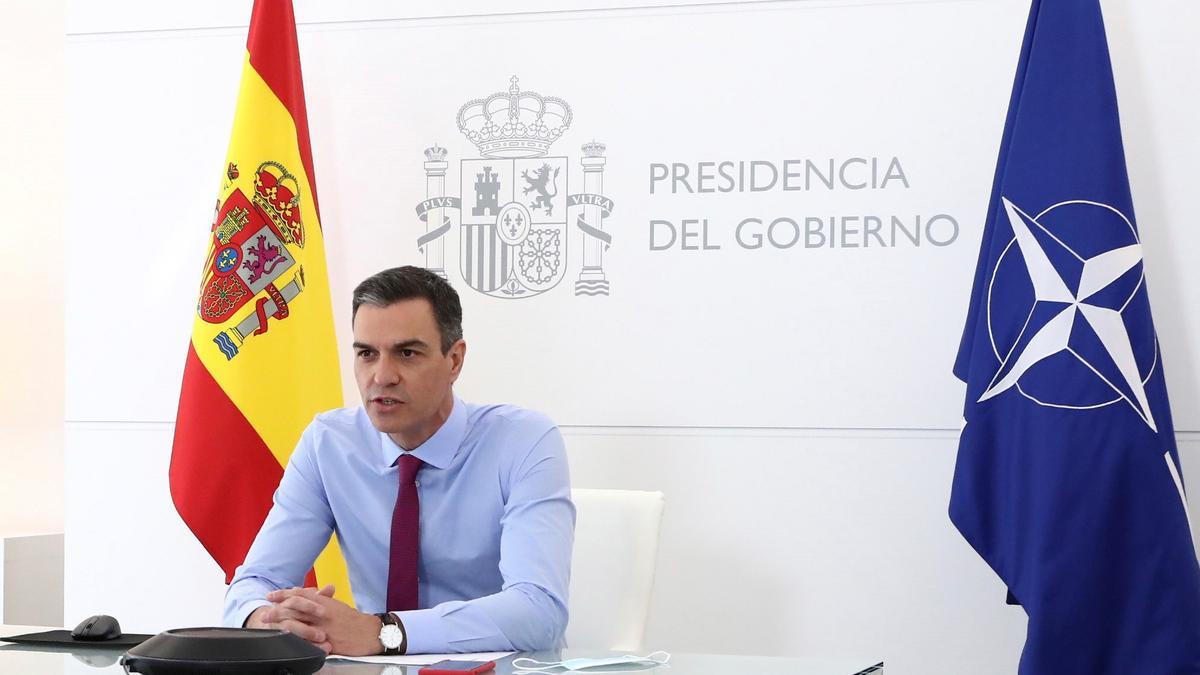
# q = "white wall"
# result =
<box><xmin>0</xmin><ymin>1</ymin><xmax>65</xmax><ymax>536</ymax></box>
<box><xmin>60</xmin><ymin>1</ymin><xmax>1200</xmax><ymax>674</ymax></box>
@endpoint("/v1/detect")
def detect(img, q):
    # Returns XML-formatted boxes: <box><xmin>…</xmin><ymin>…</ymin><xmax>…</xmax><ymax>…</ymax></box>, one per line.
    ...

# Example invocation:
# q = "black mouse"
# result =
<box><xmin>71</xmin><ymin>614</ymin><xmax>123</xmax><ymax>641</ymax></box>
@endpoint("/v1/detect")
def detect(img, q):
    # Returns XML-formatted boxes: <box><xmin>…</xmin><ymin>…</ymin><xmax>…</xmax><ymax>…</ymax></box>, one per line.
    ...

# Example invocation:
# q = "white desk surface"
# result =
<box><xmin>0</xmin><ymin>625</ymin><xmax>883</xmax><ymax>674</ymax></box>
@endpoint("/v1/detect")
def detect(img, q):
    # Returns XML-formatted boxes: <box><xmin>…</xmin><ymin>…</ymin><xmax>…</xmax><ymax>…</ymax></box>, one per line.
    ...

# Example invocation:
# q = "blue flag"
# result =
<box><xmin>950</xmin><ymin>0</ymin><xmax>1200</xmax><ymax>671</ymax></box>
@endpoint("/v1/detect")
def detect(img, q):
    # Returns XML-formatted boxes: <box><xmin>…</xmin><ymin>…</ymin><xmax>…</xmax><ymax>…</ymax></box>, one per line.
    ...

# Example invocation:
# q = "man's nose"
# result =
<box><xmin>373</xmin><ymin>357</ymin><xmax>402</xmax><ymax>385</ymax></box>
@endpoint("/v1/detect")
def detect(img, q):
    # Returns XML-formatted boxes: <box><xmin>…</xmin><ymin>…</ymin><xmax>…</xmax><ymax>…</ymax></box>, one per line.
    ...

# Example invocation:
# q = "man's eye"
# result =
<box><xmin>400</xmin><ymin>349</ymin><xmax>416</xmax><ymax>358</ymax></box>
<box><xmin>357</xmin><ymin>350</ymin><xmax>374</xmax><ymax>359</ymax></box>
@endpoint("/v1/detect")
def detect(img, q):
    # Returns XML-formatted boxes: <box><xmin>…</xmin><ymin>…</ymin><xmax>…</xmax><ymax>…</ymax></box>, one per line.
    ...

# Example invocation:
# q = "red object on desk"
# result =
<box><xmin>418</xmin><ymin>660</ymin><xmax>496</xmax><ymax>675</ymax></box>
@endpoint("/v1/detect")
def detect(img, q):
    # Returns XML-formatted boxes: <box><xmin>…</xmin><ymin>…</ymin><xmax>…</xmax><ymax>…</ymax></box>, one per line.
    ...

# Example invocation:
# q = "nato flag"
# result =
<box><xmin>950</xmin><ymin>0</ymin><xmax>1200</xmax><ymax>672</ymax></box>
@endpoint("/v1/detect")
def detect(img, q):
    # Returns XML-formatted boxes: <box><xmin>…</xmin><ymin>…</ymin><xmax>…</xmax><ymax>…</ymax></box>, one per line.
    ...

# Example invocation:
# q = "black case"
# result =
<box><xmin>120</xmin><ymin>627</ymin><xmax>326</xmax><ymax>675</ymax></box>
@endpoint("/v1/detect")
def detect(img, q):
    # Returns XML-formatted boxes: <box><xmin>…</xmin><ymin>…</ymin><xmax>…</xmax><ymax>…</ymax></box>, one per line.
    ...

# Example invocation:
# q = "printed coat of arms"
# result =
<box><xmin>414</xmin><ymin>77</ymin><xmax>616</xmax><ymax>298</ymax></box>
<box><xmin>199</xmin><ymin>161</ymin><xmax>308</xmax><ymax>359</ymax></box>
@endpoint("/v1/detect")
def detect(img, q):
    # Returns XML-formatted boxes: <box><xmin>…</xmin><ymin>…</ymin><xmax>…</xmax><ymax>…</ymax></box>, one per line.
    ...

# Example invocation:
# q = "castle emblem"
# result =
<box><xmin>414</xmin><ymin>76</ymin><xmax>616</xmax><ymax>298</ymax></box>
<box><xmin>199</xmin><ymin>161</ymin><xmax>309</xmax><ymax>360</ymax></box>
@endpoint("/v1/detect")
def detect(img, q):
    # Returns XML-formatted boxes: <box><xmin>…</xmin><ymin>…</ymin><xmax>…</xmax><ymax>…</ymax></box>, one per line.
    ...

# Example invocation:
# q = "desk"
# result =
<box><xmin>0</xmin><ymin>625</ymin><xmax>883</xmax><ymax>674</ymax></box>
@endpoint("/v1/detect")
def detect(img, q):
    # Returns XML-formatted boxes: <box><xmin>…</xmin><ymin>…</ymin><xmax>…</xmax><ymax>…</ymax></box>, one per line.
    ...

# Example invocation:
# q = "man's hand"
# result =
<box><xmin>244</xmin><ymin>587</ymin><xmax>332</xmax><ymax>654</ymax></box>
<box><xmin>255</xmin><ymin>585</ymin><xmax>385</xmax><ymax>657</ymax></box>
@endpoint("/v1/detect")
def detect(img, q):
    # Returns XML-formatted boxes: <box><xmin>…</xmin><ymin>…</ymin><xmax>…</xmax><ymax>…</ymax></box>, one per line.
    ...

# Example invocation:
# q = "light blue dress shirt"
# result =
<box><xmin>223</xmin><ymin>397</ymin><xmax>575</xmax><ymax>653</ymax></box>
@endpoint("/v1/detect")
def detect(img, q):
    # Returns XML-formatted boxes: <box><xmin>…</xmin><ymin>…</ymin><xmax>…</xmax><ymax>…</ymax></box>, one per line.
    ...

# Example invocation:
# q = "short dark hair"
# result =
<box><xmin>352</xmin><ymin>266</ymin><xmax>463</xmax><ymax>353</ymax></box>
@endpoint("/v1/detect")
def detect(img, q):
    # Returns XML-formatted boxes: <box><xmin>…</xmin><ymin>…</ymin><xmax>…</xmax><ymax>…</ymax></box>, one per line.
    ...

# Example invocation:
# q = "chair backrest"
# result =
<box><xmin>565</xmin><ymin>489</ymin><xmax>665</xmax><ymax>651</ymax></box>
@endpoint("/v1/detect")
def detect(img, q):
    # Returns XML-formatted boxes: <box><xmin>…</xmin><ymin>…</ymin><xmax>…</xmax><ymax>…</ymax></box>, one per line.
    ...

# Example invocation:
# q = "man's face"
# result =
<box><xmin>352</xmin><ymin>299</ymin><xmax>465</xmax><ymax>450</ymax></box>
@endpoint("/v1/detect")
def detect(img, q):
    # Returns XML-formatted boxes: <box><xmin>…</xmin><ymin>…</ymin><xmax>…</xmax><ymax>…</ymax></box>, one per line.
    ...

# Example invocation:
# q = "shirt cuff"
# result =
<box><xmin>232</xmin><ymin>599</ymin><xmax>272</xmax><ymax>628</ymax></box>
<box><xmin>392</xmin><ymin>608</ymin><xmax>446</xmax><ymax>655</ymax></box>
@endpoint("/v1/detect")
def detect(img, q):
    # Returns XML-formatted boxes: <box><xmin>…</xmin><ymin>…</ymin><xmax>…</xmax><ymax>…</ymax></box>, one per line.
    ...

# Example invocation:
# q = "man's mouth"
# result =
<box><xmin>372</xmin><ymin>396</ymin><xmax>404</xmax><ymax>406</ymax></box>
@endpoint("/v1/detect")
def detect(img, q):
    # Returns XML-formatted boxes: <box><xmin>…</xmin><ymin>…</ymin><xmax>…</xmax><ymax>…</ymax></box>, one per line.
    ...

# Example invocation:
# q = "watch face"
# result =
<box><xmin>380</xmin><ymin>623</ymin><xmax>403</xmax><ymax>649</ymax></box>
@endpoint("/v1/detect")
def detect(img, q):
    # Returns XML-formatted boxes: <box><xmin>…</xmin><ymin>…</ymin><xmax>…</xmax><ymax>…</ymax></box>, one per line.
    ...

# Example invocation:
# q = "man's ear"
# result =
<box><xmin>448</xmin><ymin>339</ymin><xmax>466</xmax><ymax>382</ymax></box>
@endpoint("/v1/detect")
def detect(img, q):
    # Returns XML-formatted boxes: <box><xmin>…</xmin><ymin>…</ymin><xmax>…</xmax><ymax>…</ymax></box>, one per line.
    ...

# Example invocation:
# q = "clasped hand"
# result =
<box><xmin>246</xmin><ymin>584</ymin><xmax>382</xmax><ymax>656</ymax></box>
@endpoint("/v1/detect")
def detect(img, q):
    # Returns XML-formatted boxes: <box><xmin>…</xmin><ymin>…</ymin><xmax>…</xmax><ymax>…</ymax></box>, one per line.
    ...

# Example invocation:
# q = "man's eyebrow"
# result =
<box><xmin>352</xmin><ymin>339</ymin><xmax>429</xmax><ymax>351</ymax></box>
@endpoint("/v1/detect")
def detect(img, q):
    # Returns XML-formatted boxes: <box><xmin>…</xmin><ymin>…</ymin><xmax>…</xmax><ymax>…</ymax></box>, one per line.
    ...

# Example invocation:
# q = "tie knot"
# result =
<box><xmin>397</xmin><ymin>453</ymin><xmax>424</xmax><ymax>483</ymax></box>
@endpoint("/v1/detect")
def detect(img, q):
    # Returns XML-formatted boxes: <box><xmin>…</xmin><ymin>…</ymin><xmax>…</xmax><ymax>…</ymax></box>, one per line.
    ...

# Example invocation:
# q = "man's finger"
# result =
<box><xmin>278</xmin><ymin>595</ymin><xmax>326</xmax><ymax>619</ymax></box>
<box><xmin>317</xmin><ymin>584</ymin><xmax>336</xmax><ymax>598</ymax></box>
<box><xmin>267</xmin><ymin>586</ymin><xmax>322</xmax><ymax>602</ymax></box>
<box><xmin>275</xmin><ymin>618</ymin><xmax>326</xmax><ymax>645</ymax></box>
<box><xmin>266</xmin><ymin>586</ymin><xmax>308</xmax><ymax>601</ymax></box>
<box><xmin>269</xmin><ymin>606</ymin><xmax>317</xmax><ymax>627</ymax></box>
<box><xmin>258</xmin><ymin>600</ymin><xmax>278</xmax><ymax>624</ymax></box>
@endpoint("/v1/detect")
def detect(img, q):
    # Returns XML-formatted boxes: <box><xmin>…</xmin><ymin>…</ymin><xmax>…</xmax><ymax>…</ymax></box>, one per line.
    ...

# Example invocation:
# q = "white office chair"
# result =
<box><xmin>565</xmin><ymin>489</ymin><xmax>665</xmax><ymax>651</ymax></box>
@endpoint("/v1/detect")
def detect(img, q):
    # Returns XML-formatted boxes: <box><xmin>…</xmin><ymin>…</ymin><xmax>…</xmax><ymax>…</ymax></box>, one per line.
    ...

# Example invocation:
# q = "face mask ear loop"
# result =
<box><xmin>512</xmin><ymin>652</ymin><xmax>672</xmax><ymax>675</ymax></box>
<box><xmin>510</xmin><ymin>658</ymin><xmax>565</xmax><ymax>671</ymax></box>
<box><xmin>513</xmin><ymin>656</ymin><xmax>672</xmax><ymax>675</ymax></box>
<box><xmin>515</xmin><ymin>668</ymin><xmax>668</xmax><ymax>675</ymax></box>
<box><xmin>508</xmin><ymin>658</ymin><xmax>559</xmax><ymax>667</ymax></box>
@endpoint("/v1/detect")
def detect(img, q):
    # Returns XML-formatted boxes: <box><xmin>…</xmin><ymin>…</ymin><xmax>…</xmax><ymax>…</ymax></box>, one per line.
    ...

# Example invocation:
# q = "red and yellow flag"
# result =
<box><xmin>170</xmin><ymin>0</ymin><xmax>350</xmax><ymax>601</ymax></box>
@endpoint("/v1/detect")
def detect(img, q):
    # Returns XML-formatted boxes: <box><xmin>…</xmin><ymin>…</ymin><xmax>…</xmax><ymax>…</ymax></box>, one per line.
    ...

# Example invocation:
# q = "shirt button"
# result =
<box><xmin>414</xmin><ymin>480</ymin><xmax>421</xmax><ymax>487</ymax></box>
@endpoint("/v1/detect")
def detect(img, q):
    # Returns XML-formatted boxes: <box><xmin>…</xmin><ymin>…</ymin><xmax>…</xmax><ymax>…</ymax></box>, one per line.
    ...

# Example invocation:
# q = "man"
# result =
<box><xmin>223</xmin><ymin>266</ymin><xmax>575</xmax><ymax>656</ymax></box>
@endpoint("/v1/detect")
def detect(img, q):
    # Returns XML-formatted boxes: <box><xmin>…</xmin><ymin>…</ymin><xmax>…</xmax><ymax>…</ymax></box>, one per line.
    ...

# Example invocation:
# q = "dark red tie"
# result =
<box><xmin>387</xmin><ymin>453</ymin><xmax>424</xmax><ymax>611</ymax></box>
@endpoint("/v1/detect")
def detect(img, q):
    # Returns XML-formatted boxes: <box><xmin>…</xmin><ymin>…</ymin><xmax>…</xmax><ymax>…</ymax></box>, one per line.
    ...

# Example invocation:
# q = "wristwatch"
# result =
<box><xmin>376</xmin><ymin>612</ymin><xmax>405</xmax><ymax>655</ymax></box>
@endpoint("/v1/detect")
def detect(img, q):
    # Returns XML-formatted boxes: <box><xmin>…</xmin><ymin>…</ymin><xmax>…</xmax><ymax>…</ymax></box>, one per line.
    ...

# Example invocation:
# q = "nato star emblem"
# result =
<box><xmin>981</xmin><ymin>198</ymin><xmax>1157</xmax><ymax>431</ymax></box>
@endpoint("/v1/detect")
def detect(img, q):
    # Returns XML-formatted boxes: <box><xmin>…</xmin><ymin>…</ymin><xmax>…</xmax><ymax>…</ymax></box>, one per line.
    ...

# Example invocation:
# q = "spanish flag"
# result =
<box><xmin>170</xmin><ymin>0</ymin><xmax>350</xmax><ymax>601</ymax></box>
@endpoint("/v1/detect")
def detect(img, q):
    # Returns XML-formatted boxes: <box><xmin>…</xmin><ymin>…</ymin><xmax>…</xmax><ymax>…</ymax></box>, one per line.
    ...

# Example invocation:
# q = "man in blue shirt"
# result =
<box><xmin>223</xmin><ymin>266</ymin><xmax>575</xmax><ymax>656</ymax></box>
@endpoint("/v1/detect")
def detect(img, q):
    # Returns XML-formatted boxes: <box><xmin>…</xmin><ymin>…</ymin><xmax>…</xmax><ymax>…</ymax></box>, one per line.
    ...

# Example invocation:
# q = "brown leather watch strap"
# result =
<box><xmin>375</xmin><ymin>612</ymin><xmax>407</xmax><ymax>655</ymax></box>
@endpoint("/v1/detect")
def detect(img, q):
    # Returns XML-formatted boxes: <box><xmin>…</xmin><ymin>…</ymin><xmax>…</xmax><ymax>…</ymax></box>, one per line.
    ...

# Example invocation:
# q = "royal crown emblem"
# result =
<box><xmin>414</xmin><ymin>76</ymin><xmax>616</xmax><ymax>299</ymax></box>
<box><xmin>457</xmin><ymin>77</ymin><xmax>572</xmax><ymax>159</ymax></box>
<box><xmin>252</xmin><ymin>161</ymin><xmax>305</xmax><ymax>248</ymax></box>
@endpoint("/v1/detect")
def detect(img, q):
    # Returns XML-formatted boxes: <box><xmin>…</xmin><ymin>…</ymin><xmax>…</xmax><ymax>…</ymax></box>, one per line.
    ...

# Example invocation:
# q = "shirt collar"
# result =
<box><xmin>378</xmin><ymin>396</ymin><xmax>466</xmax><ymax>471</ymax></box>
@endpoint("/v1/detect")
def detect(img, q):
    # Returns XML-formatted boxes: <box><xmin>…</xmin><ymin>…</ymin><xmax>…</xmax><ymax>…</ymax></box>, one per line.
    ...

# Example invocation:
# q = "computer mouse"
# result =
<box><xmin>71</xmin><ymin>614</ymin><xmax>123</xmax><ymax>641</ymax></box>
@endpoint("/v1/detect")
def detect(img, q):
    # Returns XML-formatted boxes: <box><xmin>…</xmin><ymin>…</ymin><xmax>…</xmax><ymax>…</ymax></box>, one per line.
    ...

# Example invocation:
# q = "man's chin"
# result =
<box><xmin>364</xmin><ymin>408</ymin><xmax>407</xmax><ymax>433</ymax></box>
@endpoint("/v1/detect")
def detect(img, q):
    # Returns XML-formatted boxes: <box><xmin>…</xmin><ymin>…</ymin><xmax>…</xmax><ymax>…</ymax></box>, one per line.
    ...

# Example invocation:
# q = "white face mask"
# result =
<box><xmin>512</xmin><ymin>651</ymin><xmax>671</xmax><ymax>673</ymax></box>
